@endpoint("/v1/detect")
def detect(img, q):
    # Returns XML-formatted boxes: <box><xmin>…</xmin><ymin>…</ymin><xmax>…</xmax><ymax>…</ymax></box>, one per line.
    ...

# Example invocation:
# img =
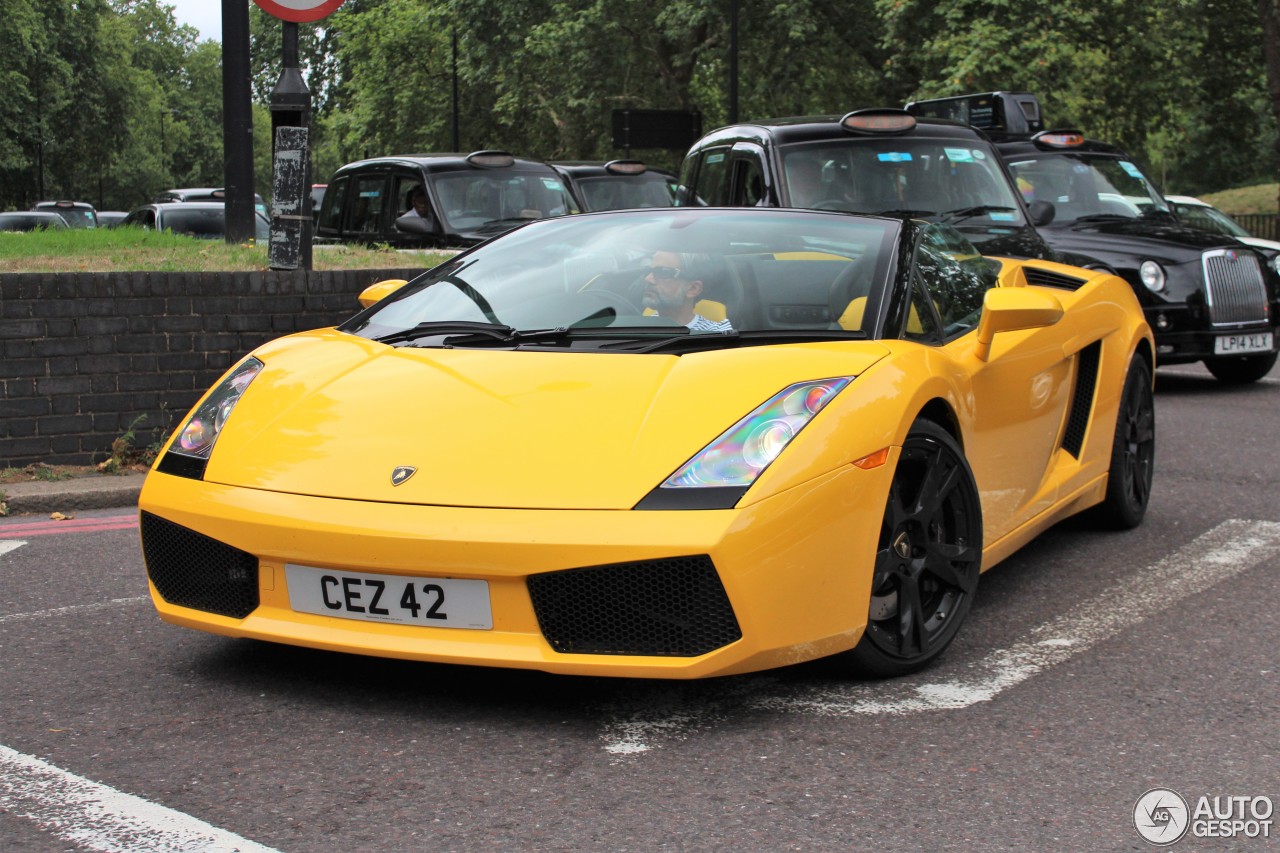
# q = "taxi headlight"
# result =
<box><xmin>1140</xmin><ymin>260</ymin><xmax>1166</xmax><ymax>293</ymax></box>
<box><xmin>171</xmin><ymin>357</ymin><xmax>263</xmax><ymax>460</ymax></box>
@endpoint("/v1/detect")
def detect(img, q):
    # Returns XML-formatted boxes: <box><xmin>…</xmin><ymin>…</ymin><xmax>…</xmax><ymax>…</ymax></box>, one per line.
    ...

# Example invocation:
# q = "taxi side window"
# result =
<box><xmin>912</xmin><ymin>224</ymin><xmax>996</xmax><ymax>340</ymax></box>
<box><xmin>318</xmin><ymin>176</ymin><xmax>348</xmax><ymax>231</ymax></box>
<box><xmin>693</xmin><ymin>148</ymin><xmax>731</xmax><ymax>206</ymax></box>
<box><xmin>731</xmin><ymin>156</ymin><xmax>766</xmax><ymax>206</ymax></box>
<box><xmin>350</xmin><ymin>174</ymin><xmax>387</xmax><ymax>234</ymax></box>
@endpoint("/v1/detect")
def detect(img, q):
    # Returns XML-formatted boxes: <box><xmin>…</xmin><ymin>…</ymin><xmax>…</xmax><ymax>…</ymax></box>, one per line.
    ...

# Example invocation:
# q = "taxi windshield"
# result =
<box><xmin>427</xmin><ymin>171</ymin><xmax>577</xmax><ymax>233</ymax></box>
<box><xmin>577</xmin><ymin>175</ymin><xmax>676</xmax><ymax>211</ymax></box>
<box><xmin>1005</xmin><ymin>154</ymin><xmax>1171</xmax><ymax>223</ymax></box>
<box><xmin>346</xmin><ymin>209</ymin><xmax>901</xmax><ymax>345</ymax></box>
<box><xmin>779</xmin><ymin>140</ymin><xmax>1026</xmax><ymax>226</ymax></box>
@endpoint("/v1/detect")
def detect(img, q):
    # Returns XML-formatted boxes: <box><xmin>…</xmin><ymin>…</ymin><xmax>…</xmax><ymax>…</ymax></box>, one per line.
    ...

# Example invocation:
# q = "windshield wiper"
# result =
<box><xmin>440</xmin><ymin>308</ymin><xmax>623</xmax><ymax>347</ymax></box>
<box><xmin>943</xmin><ymin>204</ymin><xmax>1018</xmax><ymax>223</ymax></box>
<box><xmin>1069</xmin><ymin>213</ymin><xmax>1135</xmax><ymax>226</ymax></box>
<box><xmin>872</xmin><ymin>208</ymin><xmax>938</xmax><ymax>218</ymax></box>
<box><xmin>376</xmin><ymin>320</ymin><xmax>515</xmax><ymax>345</ymax></box>
<box><xmin>479</xmin><ymin>216</ymin><xmax>538</xmax><ymax>228</ymax></box>
<box><xmin>614</xmin><ymin>329</ymin><xmax>867</xmax><ymax>354</ymax></box>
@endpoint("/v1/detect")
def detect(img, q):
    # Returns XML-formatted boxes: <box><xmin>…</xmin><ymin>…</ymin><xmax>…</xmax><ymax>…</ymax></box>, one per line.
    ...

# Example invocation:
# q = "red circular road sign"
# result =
<box><xmin>252</xmin><ymin>0</ymin><xmax>347</xmax><ymax>23</ymax></box>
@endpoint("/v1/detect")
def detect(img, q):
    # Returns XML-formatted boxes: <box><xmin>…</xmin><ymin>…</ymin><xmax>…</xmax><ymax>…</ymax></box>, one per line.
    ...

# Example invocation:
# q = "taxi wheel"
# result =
<box><xmin>1090</xmin><ymin>356</ymin><xmax>1155</xmax><ymax>530</ymax></box>
<box><xmin>845</xmin><ymin>419</ymin><xmax>982</xmax><ymax>678</ymax></box>
<box><xmin>1204</xmin><ymin>352</ymin><xmax>1277</xmax><ymax>385</ymax></box>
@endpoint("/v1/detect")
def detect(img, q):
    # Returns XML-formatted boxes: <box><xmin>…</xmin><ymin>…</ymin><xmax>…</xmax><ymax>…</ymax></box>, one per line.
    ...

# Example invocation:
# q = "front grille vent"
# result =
<box><xmin>527</xmin><ymin>555</ymin><xmax>741</xmax><ymax>657</ymax></box>
<box><xmin>140</xmin><ymin>512</ymin><xmax>259</xmax><ymax>619</ymax></box>
<box><xmin>1203</xmin><ymin>249</ymin><xmax>1269</xmax><ymax>327</ymax></box>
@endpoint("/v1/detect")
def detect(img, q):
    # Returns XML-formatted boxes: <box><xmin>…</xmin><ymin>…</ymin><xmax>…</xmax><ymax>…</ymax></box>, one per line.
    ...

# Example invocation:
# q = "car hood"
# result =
<box><xmin>1039</xmin><ymin>219</ymin><xmax>1240</xmax><ymax>265</ymax></box>
<box><xmin>201</xmin><ymin>329</ymin><xmax>890</xmax><ymax>509</ymax></box>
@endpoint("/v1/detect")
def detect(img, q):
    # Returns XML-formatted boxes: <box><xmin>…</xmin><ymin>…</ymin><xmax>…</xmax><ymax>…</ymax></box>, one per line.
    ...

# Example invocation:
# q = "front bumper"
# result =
<box><xmin>138</xmin><ymin>462</ymin><xmax>890</xmax><ymax>679</ymax></box>
<box><xmin>1143</xmin><ymin>305</ymin><xmax>1278</xmax><ymax>364</ymax></box>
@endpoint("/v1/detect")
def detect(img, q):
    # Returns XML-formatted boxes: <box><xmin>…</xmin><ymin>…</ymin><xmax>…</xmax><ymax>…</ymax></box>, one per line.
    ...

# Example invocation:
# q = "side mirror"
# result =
<box><xmin>973</xmin><ymin>287</ymin><xmax>1063</xmax><ymax>361</ymax></box>
<box><xmin>357</xmin><ymin>279</ymin><xmax>409</xmax><ymax>309</ymax></box>
<box><xmin>394</xmin><ymin>213</ymin><xmax>435</xmax><ymax>235</ymax></box>
<box><xmin>1027</xmin><ymin>200</ymin><xmax>1056</xmax><ymax>227</ymax></box>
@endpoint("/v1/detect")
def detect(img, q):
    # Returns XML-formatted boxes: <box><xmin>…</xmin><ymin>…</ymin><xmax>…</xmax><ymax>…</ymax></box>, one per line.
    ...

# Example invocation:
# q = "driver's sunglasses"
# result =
<box><xmin>647</xmin><ymin>266</ymin><xmax>684</xmax><ymax>280</ymax></box>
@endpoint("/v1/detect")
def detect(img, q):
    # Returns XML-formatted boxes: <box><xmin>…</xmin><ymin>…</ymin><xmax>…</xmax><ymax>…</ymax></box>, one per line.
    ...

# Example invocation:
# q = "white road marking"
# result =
<box><xmin>0</xmin><ymin>744</ymin><xmax>281</xmax><ymax>853</ymax></box>
<box><xmin>0</xmin><ymin>597</ymin><xmax>150</xmax><ymax>625</ymax></box>
<box><xmin>0</xmin><ymin>540</ymin><xmax>27</xmax><ymax>558</ymax></box>
<box><xmin>601</xmin><ymin>519</ymin><xmax>1280</xmax><ymax>755</ymax></box>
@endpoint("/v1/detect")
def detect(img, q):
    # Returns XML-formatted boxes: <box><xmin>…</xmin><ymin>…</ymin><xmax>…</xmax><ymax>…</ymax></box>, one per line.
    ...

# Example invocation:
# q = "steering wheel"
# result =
<box><xmin>580</xmin><ymin>285</ymin><xmax>641</xmax><ymax>315</ymax></box>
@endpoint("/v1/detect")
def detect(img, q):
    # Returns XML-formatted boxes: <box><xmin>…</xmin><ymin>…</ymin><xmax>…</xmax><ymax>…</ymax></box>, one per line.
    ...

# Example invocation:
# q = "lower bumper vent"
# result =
<box><xmin>528</xmin><ymin>555</ymin><xmax>741</xmax><ymax>657</ymax></box>
<box><xmin>140</xmin><ymin>512</ymin><xmax>259</xmax><ymax>619</ymax></box>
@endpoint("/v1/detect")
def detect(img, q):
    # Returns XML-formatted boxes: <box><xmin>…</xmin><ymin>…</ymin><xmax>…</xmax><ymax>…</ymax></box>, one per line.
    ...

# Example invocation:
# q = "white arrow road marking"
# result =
<box><xmin>601</xmin><ymin>519</ymin><xmax>1280</xmax><ymax>756</ymax></box>
<box><xmin>0</xmin><ymin>540</ymin><xmax>27</xmax><ymax>558</ymax></box>
<box><xmin>0</xmin><ymin>744</ymin><xmax>281</xmax><ymax>853</ymax></box>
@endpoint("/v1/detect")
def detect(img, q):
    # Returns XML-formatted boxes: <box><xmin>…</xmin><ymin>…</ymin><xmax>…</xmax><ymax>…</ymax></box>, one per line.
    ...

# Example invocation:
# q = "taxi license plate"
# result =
<box><xmin>286</xmin><ymin>564</ymin><xmax>492</xmax><ymax>629</ymax></box>
<box><xmin>1214</xmin><ymin>332</ymin><xmax>1273</xmax><ymax>355</ymax></box>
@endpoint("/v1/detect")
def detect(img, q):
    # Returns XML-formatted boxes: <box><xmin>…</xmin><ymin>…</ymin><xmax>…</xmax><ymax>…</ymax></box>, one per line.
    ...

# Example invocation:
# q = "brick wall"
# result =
<box><xmin>0</xmin><ymin>268</ymin><xmax>425</xmax><ymax>467</ymax></box>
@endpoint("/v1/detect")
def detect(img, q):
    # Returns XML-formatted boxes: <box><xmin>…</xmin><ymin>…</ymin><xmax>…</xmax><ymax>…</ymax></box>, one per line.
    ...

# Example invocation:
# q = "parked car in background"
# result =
<box><xmin>96</xmin><ymin>211</ymin><xmax>129</xmax><ymax>228</ymax></box>
<box><xmin>121</xmin><ymin>202</ymin><xmax>269</xmax><ymax>241</ymax></box>
<box><xmin>907</xmin><ymin>91</ymin><xmax>1280</xmax><ymax>384</ymax></box>
<box><xmin>677</xmin><ymin>107</ymin><xmax>1066</xmax><ymax>263</ymax></box>
<box><xmin>0</xmin><ymin>211</ymin><xmax>70</xmax><ymax>232</ymax></box>
<box><xmin>32</xmin><ymin>200</ymin><xmax>98</xmax><ymax>228</ymax></box>
<box><xmin>551</xmin><ymin>160</ymin><xmax>676</xmax><ymax>211</ymax></box>
<box><xmin>156</xmin><ymin>188</ymin><xmax>268</xmax><ymax>219</ymax></box>
<box><xmin>1165</xmin><ymin>195</ymin><xmax>1280</xmax><ymax>256</ymax></box>
<box><xmin>316</xmin><ymin>151</ymin><xmax>579</xmax><ymax>249</ymax></box>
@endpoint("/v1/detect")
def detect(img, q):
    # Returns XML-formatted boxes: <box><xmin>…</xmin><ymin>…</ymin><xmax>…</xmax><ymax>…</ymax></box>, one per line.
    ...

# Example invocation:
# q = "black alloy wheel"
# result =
<box><xmin>1091</xmin><ymin>356</ymin><xmax>1155</xmax><ymax>529</ymax></box>
<box><xmin>847</xmin><ymin>419</ymin><xmax>982</xmax><ymax>677</ymax></box>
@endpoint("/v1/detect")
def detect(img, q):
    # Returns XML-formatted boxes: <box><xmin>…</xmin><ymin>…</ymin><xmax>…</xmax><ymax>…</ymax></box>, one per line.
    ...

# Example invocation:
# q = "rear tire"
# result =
<box><xmin>845</xmin><ymin>420</ymin><xmax>982</xmax><ymax>678</ymax></box>
<box><xmin>1204</xmin><ymin>352</ymin><xmax>1277</xmax><ymax>385</ymax></box>
<box><xmin>1089</xmin><ymin>356</ymin><xmax>1155</xmax><ymax>530</ymax></box>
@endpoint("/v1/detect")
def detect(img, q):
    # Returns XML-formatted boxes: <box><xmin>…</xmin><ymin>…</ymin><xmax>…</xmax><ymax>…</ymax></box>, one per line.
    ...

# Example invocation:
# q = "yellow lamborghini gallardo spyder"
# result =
<box><xmin>139</xmin><ymin>207</ymin><xmax>1154</xmax><ymax>679</ymax></box>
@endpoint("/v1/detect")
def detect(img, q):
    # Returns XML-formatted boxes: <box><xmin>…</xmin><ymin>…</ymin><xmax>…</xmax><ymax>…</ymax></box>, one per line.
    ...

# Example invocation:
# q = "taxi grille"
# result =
<box><xmin>527</xmin><ymin>555</ymin><xmax>741</xmax><ymax>657</ymax></box>
<box><xmin>1203</xmin><ymin>250</ymin><xmax>1269</xmax><ymax>327</ymax></box>
<box><xmin>140</xmin><ymin>512</ymin><xmax>259</xmax><ymax>619</ymax></box>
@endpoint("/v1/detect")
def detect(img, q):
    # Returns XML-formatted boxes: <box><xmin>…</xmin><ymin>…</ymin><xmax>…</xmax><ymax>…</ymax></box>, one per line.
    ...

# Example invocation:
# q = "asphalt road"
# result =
<box><xmin>1</xmin><ymin>363</ymin><xmax>1278</xmax><ymax>852</ymax></box>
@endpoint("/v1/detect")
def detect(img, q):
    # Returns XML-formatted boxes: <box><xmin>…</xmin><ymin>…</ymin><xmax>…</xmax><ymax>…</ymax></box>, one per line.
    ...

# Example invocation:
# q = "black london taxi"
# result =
<box><xmin>316</xmin><ymin>151</ymin><xmax>579</xmax><ymax>249</ymax></box>
<box><xmin>676</xmin><ymin>108</ymin><xmax>1064</xmax><ymax>262</ymax></box>
<box><xmin>908</xmin><ymin>92</ymin><xmax>1280</xmax><ymax>384</ymax></box>
<box><xmin>550</xmin><ymin>160</ymin><xmax>676</xmax><ymax>211</ymax></box>
<box><xmin>32</xmin><ymin>200</ymin><xmax>98</xmax><ymax>228</ymax></box>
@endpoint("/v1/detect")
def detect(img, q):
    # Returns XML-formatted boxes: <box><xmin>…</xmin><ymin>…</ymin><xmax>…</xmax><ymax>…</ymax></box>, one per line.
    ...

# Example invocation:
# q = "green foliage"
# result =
<box><xmin>0</xmin><ymin>0</ymin><xmax>1276</xmax><ymax>211</ymax></box>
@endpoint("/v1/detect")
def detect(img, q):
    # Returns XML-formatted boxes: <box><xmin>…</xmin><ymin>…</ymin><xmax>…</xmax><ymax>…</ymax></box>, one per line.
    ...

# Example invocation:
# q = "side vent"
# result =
<box><xmin>1061</xmin><ymin>341</ymin><xmax>1102</xmax><ymax>458</ymax></box>
<box><xmin>1024</xmin><ymin>266</ymin><xmax>1087</xmax><ymax>291</ymax></box>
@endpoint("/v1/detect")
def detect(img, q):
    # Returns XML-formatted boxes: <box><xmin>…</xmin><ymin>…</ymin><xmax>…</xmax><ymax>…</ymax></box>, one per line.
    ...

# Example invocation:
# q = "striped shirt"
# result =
<box><xmin>688</xmin><ymin>314</ymin><xmax>734</xmax><ymax>333</ymax></box>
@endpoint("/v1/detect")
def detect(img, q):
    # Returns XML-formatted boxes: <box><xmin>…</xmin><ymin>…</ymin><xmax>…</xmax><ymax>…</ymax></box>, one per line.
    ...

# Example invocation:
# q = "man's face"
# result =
<box><xmin>412</xmin><ymin>192</ymin><xmax>429</xmax><ymax>216</ymax></box>
<box><xmin>643</xmin><ymin>251</ymin><xmax>695</xmax><ymax>315</ymax></box>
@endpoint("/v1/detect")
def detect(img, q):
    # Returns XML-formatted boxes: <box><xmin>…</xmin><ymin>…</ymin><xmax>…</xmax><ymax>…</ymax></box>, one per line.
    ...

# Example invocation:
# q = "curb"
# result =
<box><xmin>0</xmin><ymin>473</ymin><xmax>145</xmax><ymax>516</ymax></box>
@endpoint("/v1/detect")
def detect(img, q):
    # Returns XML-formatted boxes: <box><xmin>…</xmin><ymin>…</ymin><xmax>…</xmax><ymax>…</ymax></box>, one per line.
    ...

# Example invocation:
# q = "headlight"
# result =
<box><xmin>1139</xmin><ymin>260</ymin><xmax>1166</xmax><ymax>293</ymax></box>
<box><xmin>655</xmin><ymin>377</ymin><xmax>852</xmax><ymax>498</ymax></box>
<box><xmin>168</xmin><ymin>357</ymin><xmax>263</xmax><ymax>463</ymax></box>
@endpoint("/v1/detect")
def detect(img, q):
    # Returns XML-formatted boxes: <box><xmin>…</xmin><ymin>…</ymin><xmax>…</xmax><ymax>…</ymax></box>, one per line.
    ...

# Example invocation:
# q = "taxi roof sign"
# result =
<box><xmin>840</xmin><ymin>109</ymin><xmax>917</xmax><ymax>135</ymax></box>
<box><xmin>905</xmin><ymin>92</ymin><xmax>1045</xmax><ymax>138</ymax></box>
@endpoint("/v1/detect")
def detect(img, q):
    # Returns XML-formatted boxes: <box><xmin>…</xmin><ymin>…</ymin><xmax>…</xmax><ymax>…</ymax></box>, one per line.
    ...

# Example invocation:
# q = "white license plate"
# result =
<box><xmin>285</xmin><ymin>564</ymin><xmax>492</xmax><ymax>630</ymax></box>
<box><xmin>1214</xmin><ymin>332</ymin><xmax>1273</xmax><ymax>355</ymax></box>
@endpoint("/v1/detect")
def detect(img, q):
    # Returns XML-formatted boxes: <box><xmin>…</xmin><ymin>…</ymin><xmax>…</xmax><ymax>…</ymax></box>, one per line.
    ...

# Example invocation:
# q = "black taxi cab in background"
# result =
<box><xmin>32</xmin><ymin>200</ymin><xmax>99</xmax><ymax>228</ymax></box>
<box><xmin>550</xmin><ymin>160</ymin><xmax>676</xmax><ymax>211</ymax></box>
<box><xmin>316</xmin><ymin>151</ymin><xmax>579</xmax><ymax>249</ymax></box>
<box><xmin>676</xmin><ymin>109</ymin><xmax>1071</xmax><ymax>263</ymax></box>
<box><xmin>908</xmin><ymin>92</ymin><xmax>1280</xmax><ymax>384</ymax></box>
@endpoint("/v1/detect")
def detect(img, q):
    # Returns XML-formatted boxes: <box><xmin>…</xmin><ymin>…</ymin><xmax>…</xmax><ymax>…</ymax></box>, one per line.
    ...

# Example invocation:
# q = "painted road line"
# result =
<box><xmin>601</xmin><ymin>519</ymin><xmax>1280</xmax><ymax>756</ymax></box>
<box><xmin>0</xmin><ymin>744</ymin><xmax>281</xmax><ymax>853</ymax></box>
<box><xmin>0</xmin><ymin>541</ymin><xmax>26</xmax><ymax>558</ymax></box>
<box><xmin>0</xmin><ymin>514</ymin><xmax>138</xmax><ymax>537</ymax></box>
<box><xmin>0</xmin><ymin>597</ymin><xmax>150</xmax><ymax>625</ymax></box>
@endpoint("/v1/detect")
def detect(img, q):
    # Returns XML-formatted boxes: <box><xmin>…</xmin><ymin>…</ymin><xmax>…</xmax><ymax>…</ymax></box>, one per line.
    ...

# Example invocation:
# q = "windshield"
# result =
<box><xmin>160</xmin><ymin>208</ymin><xmax>270</xmax><ymax>241</ymax></box>
<box><xmin>346</xmin><ymin>209</ymin><xmax>900</xmax><ymax>345</ymax></box>
<box><xmin>577</xmin><ymin>175</ymin><xmax>675</xmax><ymax>211</ymax></box>
<box><xmin>1006</xmin><ymin>153</ymin><xmax>1171</xmax><ymax>223</ymax></box>
<box><xmin>41</xmin><ymin>207</ymin><xmax>96</xmax><ymax>228</ymax></box>
<box><xmin>427</xmin><ymin>171</ymin><xmax>578</xmax><ymax>233</ymax></box>
<box><xmin>779</xmin><ymin>140</ymin><xmax>1025</xmax><ymax>226</ymax></box>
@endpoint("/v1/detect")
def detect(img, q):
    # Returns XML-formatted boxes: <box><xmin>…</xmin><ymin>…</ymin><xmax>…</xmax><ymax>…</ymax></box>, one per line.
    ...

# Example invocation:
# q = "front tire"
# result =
<box><xmin>1090</xmin><ymin>356</ymin><xmax>1155</xmax><ymax>530</ymax></box>
<box><xmin>845</xmin><ymin>420</ymin><xmax>982</xmax><ymax>678</ymax></box>
<box><xmin>1204</xmin><ymin>352</ymin><xmax>1277</xmax><ymax>385</ymax></box>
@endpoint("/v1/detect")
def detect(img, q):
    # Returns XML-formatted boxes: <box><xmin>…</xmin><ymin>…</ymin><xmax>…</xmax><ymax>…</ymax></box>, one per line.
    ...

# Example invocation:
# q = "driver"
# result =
<box><xmin>642</xmin><ymin>251</ymin><xmax>733</xmax><ymax>332</ymax></box>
